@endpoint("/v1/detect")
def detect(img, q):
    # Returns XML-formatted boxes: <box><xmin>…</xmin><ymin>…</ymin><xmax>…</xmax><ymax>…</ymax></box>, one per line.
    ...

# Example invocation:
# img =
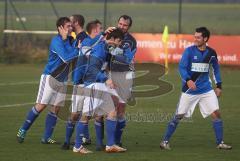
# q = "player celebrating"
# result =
<box><xmin>61</xmin><ymin>14</ymin><xmax>90</xmax><ymax>150</ymax></box>
<box><xmin>17</xmin><ymin>17</ymin><xmax>79</xmax><ymax>144</ymax></box>
<box><xmin>111</xmin><ymin>15</ymin><xmax>137</xmax><ymax>146</ymax></box>
<box><xmin>160</xmin><ymin>27</ymin><xmax>232</xmax><ymax>150</ymax></box>
<box><xmin>73</xmin><ymin>28</ymin><xmax>127</xmax><ymax>154</ymax></box>
<box><xmin>62</xmin><ymin>19</ymin><xmax>104</xmax><ymax>150</ymax></box>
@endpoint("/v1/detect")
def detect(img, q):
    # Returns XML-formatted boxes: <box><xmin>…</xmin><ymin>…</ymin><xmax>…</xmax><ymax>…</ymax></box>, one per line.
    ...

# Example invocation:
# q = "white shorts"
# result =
<box><xmin>71</xmin><ymin>84</ymin><xmax>85</xmax><ymax>113</ymax></box>
<box><xmin>111</xmin><ymin>71</ymin><xmax>134</xmax><ymax>103</ymax></box>
<box><xmin>36</xmin><ymin>74</ymin><xmax>67</xmax><ymax>107</ymax></box>
<box><xmin>176</xmin><ymin>90</ymin><xmax>219</xmax><ymax>118</ymax></box>
<box><xmin>82</xmin><ymin>83</ymin><xmax>118</xmax><ymax>116</ymax></box>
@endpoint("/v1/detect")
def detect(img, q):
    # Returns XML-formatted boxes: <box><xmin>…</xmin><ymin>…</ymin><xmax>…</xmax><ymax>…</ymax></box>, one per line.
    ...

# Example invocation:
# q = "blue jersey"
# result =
<box><xmin>72</xmin><ymin>33</ymin><xmax>104</xmax><ymax>85</ymax></box>
<box><xmin>72</xmin><ymin>31</ymin><xmax>88</xmax><ymax>85</ymax></box>
<box><xmin>179</xmin><ymin>45</ymin><xmax>222</xmax><ymax>95</ymax></box>
<box><xmin>83</xmin><ymin>40</ymin><xmax>109</xmax><ymax>86</ymax></box>
<box><xmin>43</xmin><ymin>34</ymin><xmax>79</xmax><ymax>82</ymax></box>
<box><xmin>110</xmin><ymin>32</ymin><xmax>137</xmax><ymax>72</ymax></box>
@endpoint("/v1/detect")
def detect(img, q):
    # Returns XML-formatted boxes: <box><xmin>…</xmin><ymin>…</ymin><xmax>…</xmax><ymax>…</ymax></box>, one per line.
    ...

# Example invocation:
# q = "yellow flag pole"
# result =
<box><xmin>162</xmin><ymin>25</ymin><xmax>169</xmax><ymax>74</ymax></box>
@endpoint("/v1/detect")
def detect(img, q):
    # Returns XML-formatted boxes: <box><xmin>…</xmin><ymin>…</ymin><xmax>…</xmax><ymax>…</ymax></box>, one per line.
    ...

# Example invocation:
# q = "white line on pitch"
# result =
<box><xmin>0</xmin><ymin>102</ymin><xmax>34</xmax><ymax>108</ymax></box>
<box><xmin>0</xmin><ymin>81</ymin><xmax>39</xmax><ymax>86</ymax></box>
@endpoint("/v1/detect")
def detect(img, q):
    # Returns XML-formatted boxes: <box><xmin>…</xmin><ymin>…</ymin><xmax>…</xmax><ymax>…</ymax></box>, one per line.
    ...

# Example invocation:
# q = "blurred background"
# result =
<box><xmin>0</xmin><ymin>0</ymin><xmax>240</xmax><ymax>63</ymax></box>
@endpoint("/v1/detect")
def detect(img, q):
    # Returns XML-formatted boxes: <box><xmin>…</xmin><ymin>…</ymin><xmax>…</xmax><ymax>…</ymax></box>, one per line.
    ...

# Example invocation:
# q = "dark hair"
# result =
<box><xmin>195</xmin><ymin>27</ymin><xmax>210</xmax><ymax>42</ymax></box>
<box><xmin>106</xmin><ymin>28</ymin><xmax>124</xmax><ymax>41</ymax></box>
<box><xmin>118</xmin><ymin>15</ymin><xmax>132</xmax><ymax>27</ymax></box>
<box><xmin>56</xmin><ymin>17</ymin><xmax>71</xmax><ymax>28</ymax></box>
<box><xmin>86</xmin><ymin>19</ymin><xmax>102</xmax><ymax>34</ymax></box>
<box><xmin>72</xmin><ymin>14</ymin><xmax>85</xmax><ymax>28</ymax></box>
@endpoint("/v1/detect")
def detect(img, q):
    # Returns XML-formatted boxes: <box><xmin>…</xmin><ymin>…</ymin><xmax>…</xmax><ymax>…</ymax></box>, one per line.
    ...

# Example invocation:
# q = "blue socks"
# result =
<box><xmin>83</xmin><ymin>123</ymin><xmax>90</xmax><ymax>140</ymax></box>
<box><xmin>115</xmin><ymin>118</ymin><xmax>126</xmax><ymax>145</ymax></box>
<box><xmin>65</xmin><ymin>121</ymin><xmax>75</xmax><ymax>144</ymax></box>
<box><xmin>21</xmin><ymin>107</ymin><xmax>40</xmax><ymax>131</ymax></box>
<box><xmin>75</xmin><ymin>121</ymin><xmax>86</xmax><ymax>148</ymax></box>
<box><xmin>163</xmin><ymin>116</ymin><xmax>180</xmax><ymax>141</ymax></box>
<box><xmin>212</xmin><ymin>119</ymin><xmax>223</xmax><ymax>145</ymax></box>
<box><xmin>106</xmin><ymin>119</ymin><xmax>117</xmax><ymax>146</ymax></box>
<box><xmin>43</xmin><ymin>112</ymin><xmax>57</xmax><ymax>140</ymax></box>
<box><xmin>95</xmin><ymin>120</ymin><xmax>104</xmax><ymax>146</ymax></box>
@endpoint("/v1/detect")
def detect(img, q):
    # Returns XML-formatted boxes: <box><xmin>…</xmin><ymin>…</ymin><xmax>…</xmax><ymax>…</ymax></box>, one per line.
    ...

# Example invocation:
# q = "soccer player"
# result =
<box><xmin>73</xmin><ymin>28</ymin><xmax>127</xmax><ymax>154</ymax></box>
<box><xmin>112</xmin><ymin>15</ymin><xmax>137</xmax><ymax>146</ymax></box>
<box><xmin>159</xmin><ymin>27</ymin><xmax>232</xmax><ymax>150</ymax></box>
<box><xmin>17</xmin><ymin>17</ymin><xmax>79</xmax><ymax>144</ymax></box>
<box><xmin>61</xmin><ymin>14</ymin><xmax>89</xmax><ymax>150</ymax></box>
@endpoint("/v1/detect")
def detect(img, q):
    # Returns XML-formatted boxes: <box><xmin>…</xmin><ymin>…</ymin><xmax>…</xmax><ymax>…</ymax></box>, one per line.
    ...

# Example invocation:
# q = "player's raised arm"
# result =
<box><xmin>50</xmin><ymin>38</ymin><xmax>78</xmax><ymax>63</ymax></box>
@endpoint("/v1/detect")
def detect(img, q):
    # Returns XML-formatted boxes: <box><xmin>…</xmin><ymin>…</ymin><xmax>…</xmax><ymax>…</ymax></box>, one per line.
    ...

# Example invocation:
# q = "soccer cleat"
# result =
<box><xmin>41</xmin><ymin>138</ymin><xmax>59</xmax><ymax>144</ymax></box>
<box><xmin>105</xmin><ymin>145</ymin><xmax>127</xmax><ymax>153</ymax></box>
<box><xmin>216</xmin><ymin>141</ymin><xmax>232</xmax><ymax>150</ymax></box>
<box><xmin>17</xmin><ymin>128</ymin><xmax>26</xmax><ymax>143</ymax></box>
<box><xmin>73</xmin><ymin>146</ymin><xmax>93</xmax><ymax>154</ymax></box>
<box><xmin>61</xmin><ymin>142</ymin><xmax>70</xmax><ymax>150</ymax></box>
<box><xmin>82</xmin><ymin>137</ymin><xmax>91</xmax><ymax>145</ymax></box>
<box><xmin>116</xmin><ymin>142</ymin><xmax>122</xmax><ymax>147</ymax></box>
<box><xmin>160</xmin><ymin>141</ymin><xmax>171</xmax><ymax>150</ymax></box>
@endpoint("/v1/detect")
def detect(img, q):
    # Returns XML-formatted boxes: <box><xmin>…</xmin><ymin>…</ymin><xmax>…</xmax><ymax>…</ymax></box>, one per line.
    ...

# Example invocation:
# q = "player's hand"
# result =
<box><xmin>215</xmin><ymin>88</ymin><xmax>222</xmax><ymax>97</ymax></box>
<box><xmin>187</xmin><ymin>80</ymin><xmax>196</xmax><ymax>90</ymax></box>
<box><xmin>58</xmin><ymin>25</ymin><xmax>68</xmax><ymax>40</ymax></box>
<box><xmin>77</xmin><ymin>40</ymin><xmax>82</xmax><ymax>48</ymax></box>
<box><xmin>106</xmin><ymin>79</ymin><xmax>116</xmax><ymax>89</ymax></box>
<box><xmin>105</xmin><ymin>27</ymin><xmax>116</xmax><ymax>34</ymax></box>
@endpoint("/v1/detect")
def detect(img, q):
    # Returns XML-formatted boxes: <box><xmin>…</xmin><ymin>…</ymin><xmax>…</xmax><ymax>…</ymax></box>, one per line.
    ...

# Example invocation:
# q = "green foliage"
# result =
<box><xmin>0</xmin><ymin>35</ymin><xmax>50</xmax><ymax>64</ymax></box>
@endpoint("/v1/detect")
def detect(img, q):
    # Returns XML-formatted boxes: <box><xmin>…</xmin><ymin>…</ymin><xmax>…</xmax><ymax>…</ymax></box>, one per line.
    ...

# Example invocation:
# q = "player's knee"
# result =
<box><xmin>35</xmin><ymin>103</ymin><xmax>47</xmax><ymax>113</ymax></box>
<box><xmin>70</xmin><ymin>112</ymin><xmax>81</xmax><ymax>122</ymax></box>
<box><xmin>49</xmin><ymin>106</ymin><xmax>60</xmax><ymax>115</ymax></box>
<box><xmin>175</xmin><ymin>114</ymin><xmax>184</xmax><ymax>121</ymax></box>
<box><xmin>80</xmin><ymin>115</ymin><xmax>89</xmax><ymax>123</ymax></box>
<box><xmin>95</xmin><ymin>115</ymin><xmax>104</xmax><ymax>122</ymax></box>
<box><xmin>107</xmin><ymin>110</ymin><xmax>117</xmax><ymax>120</ymax></box>
<box><xmin>211</xmin><ymin>110</ymin><xmax>221</xmax><ymax>120</ymax></box>
<box><xmin>117</xmin><ymin>103</ymin><xmax>126</xmax><ymax>116</ymax></box>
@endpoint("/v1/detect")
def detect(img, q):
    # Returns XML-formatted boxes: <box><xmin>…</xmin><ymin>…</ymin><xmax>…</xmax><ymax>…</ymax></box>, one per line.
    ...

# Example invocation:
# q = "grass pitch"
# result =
<box><xmin>0</xmin><ymin>64</ymin><xmax>239</xmax><ymax>161</ymax></box>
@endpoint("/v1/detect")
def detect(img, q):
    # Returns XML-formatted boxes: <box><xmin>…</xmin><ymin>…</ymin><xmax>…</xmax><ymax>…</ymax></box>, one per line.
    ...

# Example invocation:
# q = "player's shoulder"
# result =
<box><xmin>185</xmin><ymin>45</ymin><xmax>196</xmax><ymax>51</ymax></box>
<box><xmin>183</xmin><ymin>45</ymin><xmax>195</xmax><ymax>55</ymax></box>
<box><xmin>125</xmin><ymin>32</ymin><xmax>136</xmax><ymax>43</ymax></box>
<box><xmin>77</xmin><ymin>31</ymin><xmax>88</xmax><ymax>42</ymax></box>
<box><xmin>206</xmin><ymin>46</ymin><xmax>217</xmax><ymax>56</ymax></box>
<box><xmin>51</xmin><ymin>34</ymin><xmax>61</xmax><ymax>41</ymax></box>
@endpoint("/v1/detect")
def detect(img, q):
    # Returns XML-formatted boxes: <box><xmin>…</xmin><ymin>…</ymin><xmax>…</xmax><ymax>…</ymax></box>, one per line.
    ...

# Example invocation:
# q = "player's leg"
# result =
<box><xmin>105</xmin><ymin>110</ymin><xmax>126</xmax><ymax>153</ymax></box>
<box><xmin>62</xmin><ymin>112</ymin><xmax>80</xmax><ymax>150</ymax></box>
<box><xmin>17</xmin><ymin>75</ymin><xmax>51</xmax><ymax>143</ymax></box>
<box><xmin>62</xmin><ymin>85</ymin><xmax>85</xmax><ymax>149</ymax></box>
<box><xmin>73</xmin><ymin>115</ymin><xmax>92</xmax><ymax>154</ymax></box>
<box><xmin>199</xmin><ymin>90</ymin><xmax>232</xmax><ymax>149</ymax></box>
<box><xmin>94</xmin><ymin>115</ymin><xmax>105</xmax><ymax>151</ymax></box>
<box><xmin>41</xmin><ymin>105</ymin><xmax>60</xmax><ymax>144</ymax></box>
<box><xmin>41</xmin><ymin>78</ymin><xmax>67</xmax><ymax>144</ymax></box>
<box><xmin>115</xmin><ymin>102</ymin><xmax>126</xmax><ymax>146</ymax></box>
<box><xmin>17</xmin><ymin>103</ymin><xmax>47</xmax><ymax>143</ymax></box>
<box><xmin>113</xmin><ymin>71</ymin><xmax>133</xmax><ymax>146</ymax></box>
<box><xmin>160</xmin><ymin>93</ymin><xmax>198</xmax><ymax>149</ymax></box>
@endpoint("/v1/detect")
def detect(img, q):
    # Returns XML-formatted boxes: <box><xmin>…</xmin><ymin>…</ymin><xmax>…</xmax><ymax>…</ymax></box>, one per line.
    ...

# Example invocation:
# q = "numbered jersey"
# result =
<box><xmin>179</xmin><ymin>45</ymin><xmax>222</xmax><ymax>95</ymax></box>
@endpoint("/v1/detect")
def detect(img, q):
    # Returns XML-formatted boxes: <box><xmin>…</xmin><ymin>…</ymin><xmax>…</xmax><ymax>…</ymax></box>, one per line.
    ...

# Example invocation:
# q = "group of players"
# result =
<box><xmin>16</xmin><ymin>13</ymin><xmax>232</xmax><ymax>154</ymax></box>
<box><xmin>16</xmin><ymin>14</ymin><xmax>136</xmax><ymax>154</ymax></box>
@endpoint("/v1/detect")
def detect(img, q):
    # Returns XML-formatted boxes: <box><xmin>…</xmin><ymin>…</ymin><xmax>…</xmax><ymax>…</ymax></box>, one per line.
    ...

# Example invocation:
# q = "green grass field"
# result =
<box><xmin>0</xmin><ymin>64</ymin><xmax>239</xmax><ymax>161</ymax></box>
